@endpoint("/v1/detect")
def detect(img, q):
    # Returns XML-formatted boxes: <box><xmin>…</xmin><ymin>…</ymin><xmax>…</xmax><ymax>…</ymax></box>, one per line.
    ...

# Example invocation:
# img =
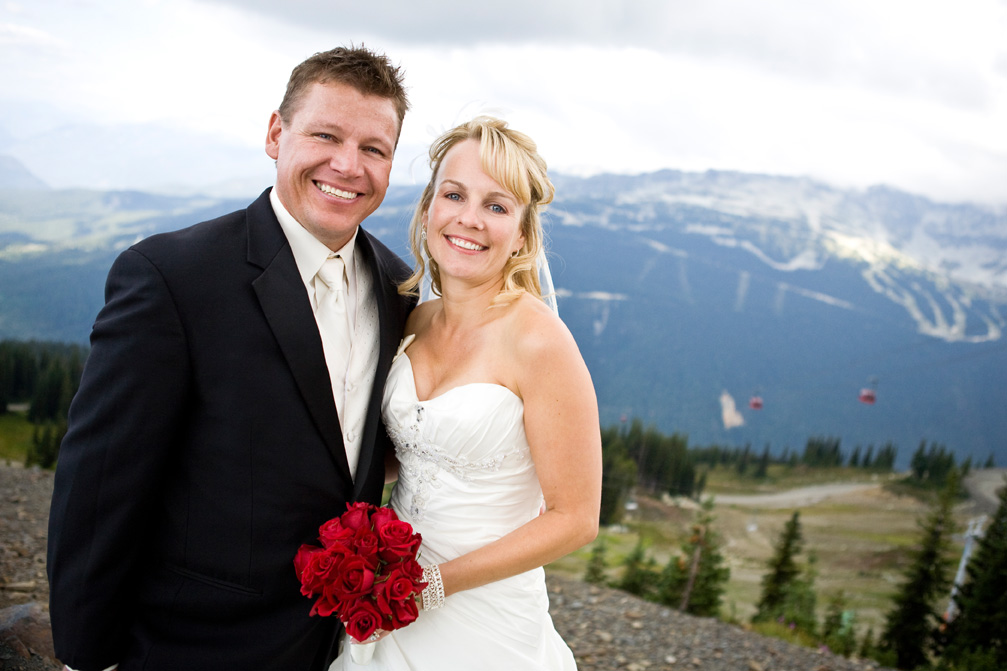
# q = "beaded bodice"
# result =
<box><xmin>382</xmin><ymin>336</ymin><xmax>543</xmax><ymax>561</ymax></box>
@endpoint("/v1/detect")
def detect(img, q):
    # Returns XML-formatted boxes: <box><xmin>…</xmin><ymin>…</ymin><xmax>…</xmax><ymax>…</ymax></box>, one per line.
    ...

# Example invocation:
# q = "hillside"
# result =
<box><xmin>0</xmin><ymin>463</ymin><xmax>893</xmax><ymax>671</ymax></box>
<box><xmin>1</xmin><ymin>171</ymin><xmax>1006</xmax><ymax>466</ymax></box>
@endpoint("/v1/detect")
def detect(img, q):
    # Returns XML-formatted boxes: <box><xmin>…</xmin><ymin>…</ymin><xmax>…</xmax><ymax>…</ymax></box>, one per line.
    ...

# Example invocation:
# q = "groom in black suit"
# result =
<box><xmin>47</xmin><ymin>46</ymin><xmax>415</xmax><ymax>671</ymax></box>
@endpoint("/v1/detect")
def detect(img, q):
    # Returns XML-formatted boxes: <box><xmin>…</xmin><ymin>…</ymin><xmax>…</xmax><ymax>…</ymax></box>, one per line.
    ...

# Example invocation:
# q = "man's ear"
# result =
<box><xmin>265</xmin><ymin>110</ymin><xmax>283</xmax><ymax>160</ymax></box>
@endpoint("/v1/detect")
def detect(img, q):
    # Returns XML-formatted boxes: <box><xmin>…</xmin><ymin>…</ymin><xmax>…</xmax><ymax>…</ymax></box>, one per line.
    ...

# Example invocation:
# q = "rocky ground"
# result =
<box><xmin>0</xmin><ymin>462</ymin><xmax>893</xmax><ymax>670</ymax></box>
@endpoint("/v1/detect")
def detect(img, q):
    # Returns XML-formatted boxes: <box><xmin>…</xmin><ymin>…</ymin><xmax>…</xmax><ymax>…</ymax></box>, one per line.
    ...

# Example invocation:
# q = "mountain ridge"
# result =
<box><xmin>1</xmin><ymin>170</ymin><xmax>1004</xmax><ymax>467</ymax></box>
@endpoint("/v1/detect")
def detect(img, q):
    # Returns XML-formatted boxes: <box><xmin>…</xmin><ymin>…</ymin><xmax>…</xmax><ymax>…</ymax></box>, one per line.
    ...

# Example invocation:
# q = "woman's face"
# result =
<box><xmin>424</xmin><ymin>139</ymin><xmax>525</xmax><ymax>292</ymax></box>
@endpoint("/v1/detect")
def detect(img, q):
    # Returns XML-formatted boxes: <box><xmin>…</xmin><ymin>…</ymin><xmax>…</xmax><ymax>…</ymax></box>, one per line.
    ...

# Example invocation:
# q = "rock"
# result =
<box><xmin>0</xmin><ymin>602</ymin><xmax>59</xmax><ymax>669</ymax></box>
<box><xmin>4</xmin><ymin>582</ymin><xmax>37</xmax><ymax>592</ymax></box>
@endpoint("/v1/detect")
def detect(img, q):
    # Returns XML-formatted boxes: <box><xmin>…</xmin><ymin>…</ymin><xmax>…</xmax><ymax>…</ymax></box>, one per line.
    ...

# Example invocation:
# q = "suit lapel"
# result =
<box><xmin>246</xmin><ymin>190</ymin><xmax>353</xmax><ymax>485</ymax></box>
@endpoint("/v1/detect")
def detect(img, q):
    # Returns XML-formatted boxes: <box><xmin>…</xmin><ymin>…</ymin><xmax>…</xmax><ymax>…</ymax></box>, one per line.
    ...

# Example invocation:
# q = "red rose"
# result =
<box><xmin>351</xmin><ymin>527</ymin><xmax>381</xmax><ymax>570</ymax></box>
<box><xmin>377</xmin><ymin>520</ymin><xmax>422</xmax><ymax>563</ymax></box>
<box><xmin>340</xmin><ymin>502</ymin><xmax>373</xmax><ymax>531</ymax></box>
<box><xmin>374</xmin><ymin>566</ymin><xmax>423</xmax><ymax>628</ymax></box>
<box><xmin>398</xmin><ymin>557</ymin><xmax>425</xmax><ymax>584</ymax></box>
<box><xmin>318</xmin><ymin>517</ymin><xmax>354</xmax><ymax>549</ymax></box>
<box><xmin>332</xmin><ymin>556</ymin><xmax>376</xmax><ymax>602</ymax></box>
<box><xmin>377</xmin><ymin>589</ymin><xmax>420</xmax><ymax>629</ymax></box>
<box><xmin>344</xmin><ymin>600</ymin><xmax>383</xmax><ymax>642</ymax></box>
<box><xmin>380</xmin><ymin>567</ymin><xmax>424</xmax><ymax>603</ymax></box>
<box><xmin>369</xmin><ymin>506</ymin><xmax>398</xmax><ymax>532</ymax></box>
<box><xmin>296</xmin><ymin>545</ymin><xmax>347</xmax><ymax>597</ymax></box>
<box><xmin>293</xmin><ymin>544</ymin><xmax>322</xmax><ymax>588</ymax></box>
<box><xmin>310</xmin><ymin>583</ymin><xmax>344</xmax><ymax>618</ymax></box>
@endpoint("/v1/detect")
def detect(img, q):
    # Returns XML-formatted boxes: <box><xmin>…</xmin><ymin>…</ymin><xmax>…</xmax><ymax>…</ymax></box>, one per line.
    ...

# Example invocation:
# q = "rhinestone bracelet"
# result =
<box><xmin>421</xmin><ymin>564</ymin><xmax>445</xmax><ymax>611</ymax></box>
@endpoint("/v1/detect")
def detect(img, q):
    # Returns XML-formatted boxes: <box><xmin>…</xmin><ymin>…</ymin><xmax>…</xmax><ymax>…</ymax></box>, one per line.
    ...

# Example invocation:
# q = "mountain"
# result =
<box><xmin>0</xmin><ymin>155</ymin><xmax>48</xmax><ymax>190</ymax></box>
<box><xmin>1</xmin><ymin>172</ymin><xmax>1005</xmax><ymax>468</ymax></box>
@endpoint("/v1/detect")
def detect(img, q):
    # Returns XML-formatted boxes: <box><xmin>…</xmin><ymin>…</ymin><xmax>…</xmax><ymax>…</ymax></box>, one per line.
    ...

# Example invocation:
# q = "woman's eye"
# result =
<box><xmin>489</xmin><ymin>204</ymin><xmax>506</xmax><ymax>214</ymax></box>
<box><xmin>446</xmin><ymin>193</ymin><xmax>461</xmax><ymax>201</ymax></box>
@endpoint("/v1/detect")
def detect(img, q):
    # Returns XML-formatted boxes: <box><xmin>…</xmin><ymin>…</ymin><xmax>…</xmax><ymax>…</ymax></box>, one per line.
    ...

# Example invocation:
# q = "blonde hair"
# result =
<box><xmin>400</xmin><ymin>116</ymin><xmax>555</xmax><ymax>306</ymax></box>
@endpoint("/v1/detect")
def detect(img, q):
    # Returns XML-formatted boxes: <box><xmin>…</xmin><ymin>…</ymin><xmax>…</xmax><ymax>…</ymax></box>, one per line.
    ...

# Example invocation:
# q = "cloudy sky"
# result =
<box><xmin>2</xmin><ymin>0</ymin><xmax>1006</xmax><ymax>205</ymax></box>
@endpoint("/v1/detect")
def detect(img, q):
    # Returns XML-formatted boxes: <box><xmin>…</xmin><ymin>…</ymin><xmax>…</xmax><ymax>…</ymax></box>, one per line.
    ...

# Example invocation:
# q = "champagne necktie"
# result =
<box><xmin>314</xmin><ymin>255</ymin><xmax>351</xmax><ymax>419</ymax></box>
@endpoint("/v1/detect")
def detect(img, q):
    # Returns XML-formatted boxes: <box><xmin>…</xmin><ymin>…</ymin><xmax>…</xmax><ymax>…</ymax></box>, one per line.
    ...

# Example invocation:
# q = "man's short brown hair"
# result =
<box><xmin>278</xmin><ymin>45</ymin><xmax>409</xmax><ymax>141</ymax></box>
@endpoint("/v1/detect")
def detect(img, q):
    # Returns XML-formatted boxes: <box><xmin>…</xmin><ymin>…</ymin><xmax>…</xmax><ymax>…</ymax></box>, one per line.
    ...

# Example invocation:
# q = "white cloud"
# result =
<box><xmin>2</xmin><ymin>0</ymin><xmax>1006</xmax><ymax>204</ymax></box>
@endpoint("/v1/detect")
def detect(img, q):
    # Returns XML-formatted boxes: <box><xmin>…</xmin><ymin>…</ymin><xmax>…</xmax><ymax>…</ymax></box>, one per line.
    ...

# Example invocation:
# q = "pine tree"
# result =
<box><xmin>879</xmin><ymin>471</ymin><xmax>958</xmax><ymax>670</ymax></box>
<box><xmin>754</xmin><ymin>445</ymin><xmax>770</xmax><ymax>479</ymax></box>
<box><xmin>780</xmin><ymin>551</ymin><xmax>818</xmax><ymax>636</ymax></box>
<box><xmin>616</xmin><ymin>537</ymin><xmax>657</xmax><ymax>597</ymax></box>
<box><xmin>599</xmin><ymin>427</ymin><xmax>637</xmax><ymax>525</ymax></box>
<box><xmin>859</xmin><ymin>626</ymin><xmax>877</xmax><ymax>660</ymax></box>
<box><xmin>584</xmin><ymin>537</ymin><xmax>609</xmax><ymax>585</ymax></box>
<box><xmin>822</xmin><ymin>591</ymin><xmax>857</xmax><ymax>657</ymax></box>
<box><xmin>657</xmin><ymin>497</ymin><xmax>730</xmax><ymax>616</ymax></box>
<box><xmin>753</xmin><ymin>511</ymin><xmax>804</xmax><ymax>623</ymax></box>
<box><xmin>943</xmin><ymin>477</ymin><xmax>1007</xmax><ymax>669</ymax></box>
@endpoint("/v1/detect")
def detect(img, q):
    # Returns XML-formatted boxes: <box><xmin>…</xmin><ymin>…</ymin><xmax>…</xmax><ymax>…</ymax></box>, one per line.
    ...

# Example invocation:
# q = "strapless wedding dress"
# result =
<box><xmin>330</xmin><ymin>336</ymin><xmax>576</xmax><ymax>670</ymax></box>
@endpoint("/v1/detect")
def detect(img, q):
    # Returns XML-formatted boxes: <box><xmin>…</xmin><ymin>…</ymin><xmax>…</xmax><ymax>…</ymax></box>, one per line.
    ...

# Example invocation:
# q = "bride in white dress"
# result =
<box><xmin>330</xmin><ymin>117</ymin><xmax>601</xmax><ymax>670</ymax></box>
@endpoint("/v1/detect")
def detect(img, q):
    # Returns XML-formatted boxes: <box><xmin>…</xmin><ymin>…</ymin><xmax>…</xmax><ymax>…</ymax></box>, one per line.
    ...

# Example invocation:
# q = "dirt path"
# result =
<box><xmin>962</xmin><ymin>468</ymin><xmax>1006</xmax><ymax>516</ymax></box>
<box><xmin>712</xmin><ymin>481</ymin><xmax>881</xmax><ymax>508</ymax></box>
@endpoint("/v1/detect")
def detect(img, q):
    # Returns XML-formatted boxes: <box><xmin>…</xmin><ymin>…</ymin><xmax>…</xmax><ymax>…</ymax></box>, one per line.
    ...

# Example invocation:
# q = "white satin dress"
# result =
<box><xmin>330</xmin><ymin>335</ymin><xmax>577</xmax><ymax>670</ymax></box>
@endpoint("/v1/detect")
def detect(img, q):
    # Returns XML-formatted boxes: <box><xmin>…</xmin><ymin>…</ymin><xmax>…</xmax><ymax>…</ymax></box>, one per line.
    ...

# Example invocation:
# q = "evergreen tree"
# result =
<box><xmin>943</xmin><ymin>477</ymin><xmax>1007</xmax><ymax>669</ymax></box>
<box><xmin>879</xmin><ymin>471</ymin><xmax>958</xmax><ymax>670</ymax></box>
<box><xmin>616</xmin><ymin>537</ymin><xmax>657</xmax><ymax>597</ymax></box>
<box><xmin>736</xmin><ymin>444</ymin><xmax>750</xmax><ymax>476</ymax></box>
<box><xmin>859</xmin><ymin>626</ymin><xmax>877</xmax><ymax>660</ymax></box>
<box><xmin>26</xmin><ymin>420</ymin><xmax>65</xmax><ymax>469</ymax></box>
<box><xmin>599</xmin><ymin>426</ymin><xmax>637</xmax><ymax>525</ymax></box>
<box><xmin>982</xmin><ymin>453</ymin><xmax>995</xmax><ymax>469</ymax></box>
<box><xmin>0</xmin><ymin>352</ymin><xmax>10</xmax><ymax>413</ymax></box>
<box><xmin>822</xmin><ymin>591</ymin><xmax>857</xmax><ymax>657</ymax></box>
<box><xmin>754</xmin><ymin>445</ymin><xmax>770</xmax><ymax>479</ymax></box>
<box><xmin>28</xmin><ymin>358</ymin><xmax>72</xmax><ymax>423</ymax></box>
<box><xmin>657</xmin><ymin>497</ymin><xmax>729</xmax><ymax>617</ymax></box>
<box><xmin>584</xmin><ymin>537</ymin><xmax>609</xmax><ymax>585</ymax></box>
<box><xmin>874</xmin><ymin>442</ymin><xmax>898</xmax><ymax>471</ymax></box>
<box><xmin>780</xmin><ymin>551</ymin><xmax>818</xmax><ymax>636</ymax></box>
<box><xmin>753</xmin><ymin>511</ymin><xmax>804</xmax><ymax>623</ymax></box>
<box><xmin>694</xmin><ymin>469</ymin><xmax>707</xmax><ymax>499</ymax></box>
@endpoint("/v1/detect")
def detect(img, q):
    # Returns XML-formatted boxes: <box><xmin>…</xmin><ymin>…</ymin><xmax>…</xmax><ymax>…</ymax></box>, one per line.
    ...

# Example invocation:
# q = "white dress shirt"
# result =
<box><xmin>270</xmin><ymin>187</ymin><xmax>377</xmax><ymax>477</ymax></box>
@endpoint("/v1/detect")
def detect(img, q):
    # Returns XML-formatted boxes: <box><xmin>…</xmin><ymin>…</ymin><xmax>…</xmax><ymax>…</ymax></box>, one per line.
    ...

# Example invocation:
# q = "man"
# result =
<box><xmin>47</xmin><ymin>46</ymin><xmax>415</xmax><ymax>671</ymax></box>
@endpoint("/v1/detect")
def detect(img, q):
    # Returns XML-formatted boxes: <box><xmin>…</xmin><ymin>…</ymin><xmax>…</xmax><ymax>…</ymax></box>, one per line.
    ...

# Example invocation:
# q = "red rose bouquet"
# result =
<box><xmin>294</xmin><ymin>502</ymin><xmax>426</xmax><ymax>663</ymax></box>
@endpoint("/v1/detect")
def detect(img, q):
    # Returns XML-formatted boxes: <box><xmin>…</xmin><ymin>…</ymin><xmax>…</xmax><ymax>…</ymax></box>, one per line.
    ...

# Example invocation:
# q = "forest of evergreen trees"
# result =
<box><xmin>0</xmin><ymin>339</ymin><xmax>86</xmax><ymax>467</ymax></box>
<box><xmin>594</xmin><ymin>418</ymin><xmax>1004</xmax><ymax>670</ymax></box>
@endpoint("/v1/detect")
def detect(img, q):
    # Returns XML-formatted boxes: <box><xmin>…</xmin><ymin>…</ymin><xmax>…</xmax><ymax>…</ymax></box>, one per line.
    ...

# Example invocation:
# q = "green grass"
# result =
<box><xmin>0</xmin><ymin>410</ymin><xmax>33</xmax><ymax>463</ymax></box>
<box><xmin>703</xmin><ymin>464</ymin><xmax>887</xmax><ymax>494</ymax></box>
<box><xmin>548</xmin><ymin>467</ymin><xmax>970</xmax><ymax>643</ymax></box>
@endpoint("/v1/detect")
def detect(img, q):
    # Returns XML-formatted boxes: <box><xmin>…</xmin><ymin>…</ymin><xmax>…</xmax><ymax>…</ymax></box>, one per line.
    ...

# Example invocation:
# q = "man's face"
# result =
<box><xmin>265</xmin><ymin>81</ymin><xmax>399</xmax><ymax>251</ymax></box>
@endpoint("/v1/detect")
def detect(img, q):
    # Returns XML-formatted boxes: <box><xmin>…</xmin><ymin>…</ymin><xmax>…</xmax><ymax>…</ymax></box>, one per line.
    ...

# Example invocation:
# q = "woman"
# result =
<box><xmin>333</xmin><ymin>116</ymin><xmax>601</xmax><ymax>670</ymax></box>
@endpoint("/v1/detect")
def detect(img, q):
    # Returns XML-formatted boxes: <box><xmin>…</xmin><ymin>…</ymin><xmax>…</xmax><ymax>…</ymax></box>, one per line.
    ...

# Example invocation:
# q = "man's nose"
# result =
<box><xmin>329</xmin><ymin>144</ymin><xmax>362</xmax><ymax>176</ymax></box>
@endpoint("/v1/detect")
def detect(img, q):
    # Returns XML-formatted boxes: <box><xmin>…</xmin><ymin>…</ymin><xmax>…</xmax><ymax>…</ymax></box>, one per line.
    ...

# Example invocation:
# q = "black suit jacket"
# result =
<box><xmin>47</xmin><ymin>189</ymin><xmax>415</xmax><ymax>671</ymax></box>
